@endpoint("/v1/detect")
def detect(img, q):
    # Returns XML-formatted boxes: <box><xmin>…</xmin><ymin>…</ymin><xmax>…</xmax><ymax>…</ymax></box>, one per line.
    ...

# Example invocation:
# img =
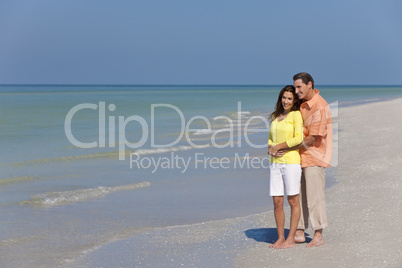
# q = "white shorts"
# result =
<box><xmin>269</xmin><ymin>163</ymin><xmax>302</xmax><ymax>196</ymax></box>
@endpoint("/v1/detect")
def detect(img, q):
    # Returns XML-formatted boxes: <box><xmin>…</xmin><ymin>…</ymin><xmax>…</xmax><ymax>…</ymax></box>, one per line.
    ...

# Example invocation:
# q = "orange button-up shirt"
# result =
<box><xmin>299</xmin><ymin>89</ymin><xmax>333</xmax><ymax>168</ymax></box>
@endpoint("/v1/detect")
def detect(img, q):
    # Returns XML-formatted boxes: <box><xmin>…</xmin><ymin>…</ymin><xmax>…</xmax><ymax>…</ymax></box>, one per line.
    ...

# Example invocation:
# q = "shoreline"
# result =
<box><xmin>65</xmin><ymin>97</ymin><xmax>402</xmax><ymax>267</ymax></box>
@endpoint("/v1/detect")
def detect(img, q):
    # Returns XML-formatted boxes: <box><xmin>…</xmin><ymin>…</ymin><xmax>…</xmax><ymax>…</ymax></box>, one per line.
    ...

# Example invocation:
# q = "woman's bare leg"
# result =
<box><xmin>278</xmin><ymin>194</ymin><xmax>300</xmax><ymax>249</ymax></box>
<box><xmin>270</xmin><ymin>196</ymin><xmax>285</xmax><ymax>248</ymax></box>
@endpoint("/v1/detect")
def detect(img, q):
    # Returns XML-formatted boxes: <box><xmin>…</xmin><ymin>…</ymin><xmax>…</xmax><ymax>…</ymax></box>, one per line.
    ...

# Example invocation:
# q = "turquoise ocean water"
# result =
<box><xmin>1</xmin><ymin>85</ymin><xmax>401</xmax><ymax>266</ymax></box>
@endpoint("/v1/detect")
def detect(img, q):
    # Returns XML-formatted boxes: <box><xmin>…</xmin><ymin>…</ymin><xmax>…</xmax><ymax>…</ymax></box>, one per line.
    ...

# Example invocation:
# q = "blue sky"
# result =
<box><xmin>0</xmin><ymin>0</ymin><xmax>401</xmax><ymax>85</ymax></box>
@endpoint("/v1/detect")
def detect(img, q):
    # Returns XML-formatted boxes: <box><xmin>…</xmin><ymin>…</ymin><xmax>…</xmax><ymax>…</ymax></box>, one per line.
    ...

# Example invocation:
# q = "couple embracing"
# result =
<box><xmin>267</xmin><ymin>72</ymin><xmax>333</xmax><ymax>249</ymax></box>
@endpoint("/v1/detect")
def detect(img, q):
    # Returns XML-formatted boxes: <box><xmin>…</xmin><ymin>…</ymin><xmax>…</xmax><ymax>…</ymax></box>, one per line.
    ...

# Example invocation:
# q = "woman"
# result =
<box><xmin>268</xmin><ymin>85</ymin><xmax>303</xmax><ymax>249</ymax></box>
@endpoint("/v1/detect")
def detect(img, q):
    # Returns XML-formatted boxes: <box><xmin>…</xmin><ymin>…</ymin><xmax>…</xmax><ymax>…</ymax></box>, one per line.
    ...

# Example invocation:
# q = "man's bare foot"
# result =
<box><xmin>306</xmin><ymin>236</ymin><xmax>324</xmax><ymax>247</ymax></box>
<box><xmin>269</xmin><ymin>238</ymin><xmax>285</xmax><ymax>249</ymax></box>
<box><xmin>276</xmin><ymin>239</ymin><xmax>296</xmax><ymax>249</ymax></box>
<box><xmin>294</xmin><ymin>229</ymin><xmax>306</xmax><ymax>243</ymax></box>
<box><xmin>306</xmin><ymin>230</ymin><xmax>324</xmax><ymax>247</ymax></box>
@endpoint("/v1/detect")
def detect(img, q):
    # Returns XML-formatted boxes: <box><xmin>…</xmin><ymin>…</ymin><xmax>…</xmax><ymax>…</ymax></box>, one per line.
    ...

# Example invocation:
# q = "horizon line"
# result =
<box><xmin>1</xmin><ymin>83</ymin><xmax>401</xmax><ymax>87</ymax></box>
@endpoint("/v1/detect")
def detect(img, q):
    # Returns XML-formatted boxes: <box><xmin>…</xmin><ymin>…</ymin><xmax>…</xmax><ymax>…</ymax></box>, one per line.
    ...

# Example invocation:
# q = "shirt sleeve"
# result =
<box><xmin>268</xmin><ymin>138</ymin><xmax>273</xmax><ymax>146</ymax></box>
<box><xmin>286</xmin><ymin>111</ymin><xmax>304</xmax><ymax>148</ymax></box>
<box><xmin>268</xmin><ymin>116</ymin><xmax>274</xmax><ymax>146</ymax></box>
<box><xmin>268</xmin><ymin>128</ymin><xmax>273</xmax><ymax>146</ymax></box>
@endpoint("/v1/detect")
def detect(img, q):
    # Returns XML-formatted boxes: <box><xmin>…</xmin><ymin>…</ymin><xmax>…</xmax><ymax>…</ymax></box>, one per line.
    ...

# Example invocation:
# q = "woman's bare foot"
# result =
<box><xmin>269</xmin><ymin>238</ymin><xmax>285</xmax><ymax>249</ymax></box>
<box><xmin>276</xmin><ymin>238</ymin><xmax>296</xmax><ymax>249</ymax></box>
<box><xmin>294</xmin><ymin>229</ymin><xmax>306</xmax><ymax>243</ymax></box>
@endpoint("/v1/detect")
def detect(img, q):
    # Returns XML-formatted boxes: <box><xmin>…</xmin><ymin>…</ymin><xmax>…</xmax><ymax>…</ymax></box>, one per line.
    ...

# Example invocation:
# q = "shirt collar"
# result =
<box><xmin>303</xmin><ymin>89</ymin><xmax>320</xmax><ymax>108</ymax></box>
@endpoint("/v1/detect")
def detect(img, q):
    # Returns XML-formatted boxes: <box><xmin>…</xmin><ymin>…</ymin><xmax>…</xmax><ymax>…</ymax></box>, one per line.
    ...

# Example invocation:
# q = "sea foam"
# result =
<box><xmin>0</xmin><ymin>176</ymin><xmax>35</xmax><ymax>185</ymax></box>
<box><xmin>21</xmin><ymin>181</ymin><xmax>151</xmax><ymax>207</ymax></box>
<box><xmin>5</xmin><ymin>145</ymin><xmax>194</xmax><ymax>166</ymax></box>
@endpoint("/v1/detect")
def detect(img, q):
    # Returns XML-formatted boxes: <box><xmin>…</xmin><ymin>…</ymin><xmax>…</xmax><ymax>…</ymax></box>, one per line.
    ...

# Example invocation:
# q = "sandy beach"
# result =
<box><xmin>68</xmin><ymin>98</ymin><xmax>401</xmax><ymax>267</ymax></box>
<box><xmin>234</xmin><ymin>98</ymin><xmax>402</xmax><ymax>267</ymax></box>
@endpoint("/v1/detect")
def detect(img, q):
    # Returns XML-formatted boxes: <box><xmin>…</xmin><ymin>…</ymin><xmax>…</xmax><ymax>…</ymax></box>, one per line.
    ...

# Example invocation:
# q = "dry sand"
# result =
<box><xmin>68</xmin><ymin>98</ymin><xmax>401</xmax><ymax>267</ymax></box>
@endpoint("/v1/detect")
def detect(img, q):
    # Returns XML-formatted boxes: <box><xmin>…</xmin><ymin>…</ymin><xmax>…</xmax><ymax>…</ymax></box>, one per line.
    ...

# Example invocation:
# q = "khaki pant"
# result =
<box><xmin>298</xmin><ymin>166</ymin><xmax>328</xmax><ymax>230</ymax></box>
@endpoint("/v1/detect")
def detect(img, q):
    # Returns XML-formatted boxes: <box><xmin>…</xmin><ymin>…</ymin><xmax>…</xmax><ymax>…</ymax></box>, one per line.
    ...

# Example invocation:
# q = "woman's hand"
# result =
<box><xmin>275</xmin><ymin>149</ymin><xmax>287</xmax><ymax>157</ymax></box>
<box><xmin>269</xmin><ymin>145</ymin><xmax>287</xmax><ymax>157</ymax></box>
<box><xmin>268</xmin><ymin>145</ymin><xmax>279</xmax><ymax>156</ymax></box>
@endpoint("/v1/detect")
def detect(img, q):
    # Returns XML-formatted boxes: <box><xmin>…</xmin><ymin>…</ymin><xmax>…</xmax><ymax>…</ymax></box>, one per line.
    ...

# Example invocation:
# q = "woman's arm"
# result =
<box><xmin>269</xmin><ymin>111</ymin><xmax>303</xmax><ymax>156</ymax></box>
<box><xmin>275</xmin><ymin>135</ymin><xmax>320</xmax><ymax>157</ymax></box>
<box><xmin>267</xmin><ymin>117</ymin><xmax>275</xmax><ymax>155</ymax></box>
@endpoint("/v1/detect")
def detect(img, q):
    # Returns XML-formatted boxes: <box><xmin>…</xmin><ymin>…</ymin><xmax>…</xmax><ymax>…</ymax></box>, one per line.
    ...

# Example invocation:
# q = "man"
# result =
<box><xmin>293</xmin><ymin>72</ymin><xmax>333</xmax><ymax>247</ymax></box>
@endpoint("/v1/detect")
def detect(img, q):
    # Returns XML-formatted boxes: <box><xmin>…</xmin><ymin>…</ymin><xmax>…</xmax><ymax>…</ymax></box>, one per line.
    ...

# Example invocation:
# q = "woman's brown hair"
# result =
<box><xmin>269</xmin><ymin>85</ymin><xmax>300</xmax><ymax>121</ymax></box>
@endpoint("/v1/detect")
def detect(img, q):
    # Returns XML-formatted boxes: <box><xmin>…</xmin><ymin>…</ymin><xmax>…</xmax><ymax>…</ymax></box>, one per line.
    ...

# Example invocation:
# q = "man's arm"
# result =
<box><xmin>275</xmin><ymin>135</ymin><xmax>320</xmax><ymax>157</ymax></box>
<box><xmin>303</xmin><ymin>135</ymin><xmax>319</xmax><ymax>147</ymax></box>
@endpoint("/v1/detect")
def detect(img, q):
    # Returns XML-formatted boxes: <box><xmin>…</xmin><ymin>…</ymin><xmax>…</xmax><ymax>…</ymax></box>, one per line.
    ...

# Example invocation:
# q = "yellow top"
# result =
<box><xmin>268</xmin><ymin>110</ymin><xmax>303</xmax><ymax>164</ymax></box>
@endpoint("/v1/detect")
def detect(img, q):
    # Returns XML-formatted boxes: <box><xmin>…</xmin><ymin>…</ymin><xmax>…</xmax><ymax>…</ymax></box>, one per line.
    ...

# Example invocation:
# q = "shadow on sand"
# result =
<box><xmin>244</xmin><ymin>228</ymin><xmax>311</xmax><ymax>244</ymax></box>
